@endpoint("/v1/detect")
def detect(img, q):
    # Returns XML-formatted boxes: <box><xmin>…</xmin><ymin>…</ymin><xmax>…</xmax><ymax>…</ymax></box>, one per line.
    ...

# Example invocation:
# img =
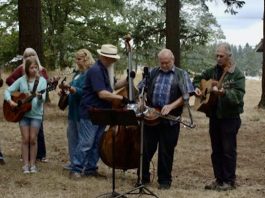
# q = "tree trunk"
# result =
<box><xmin>166</xmin><ymin>0</ymin><xmax>180</xmax><ymax>67</ymax></box>
<box><xmin>258</xmin><ymin>1</ymin><xmax>265</xmax><ymax>108</ymax></box>
<box><xmin>18</xmin><ymin>0</ymin><xmax>43</xmax><ymax>63</ymax></box>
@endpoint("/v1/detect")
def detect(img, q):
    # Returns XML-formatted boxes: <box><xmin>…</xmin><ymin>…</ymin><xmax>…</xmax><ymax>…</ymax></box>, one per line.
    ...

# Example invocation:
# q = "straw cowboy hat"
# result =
<box><xmin>97</xmin><ymin>44</ymin><xmax>120</xmax><ymax>59</ymax></box>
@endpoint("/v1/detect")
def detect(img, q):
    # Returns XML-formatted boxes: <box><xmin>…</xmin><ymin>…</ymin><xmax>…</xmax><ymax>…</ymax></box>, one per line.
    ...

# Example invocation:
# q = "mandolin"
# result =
<box><xmin>143</xmin><ymin>107</ymin><xmax>180</xmax><ymax>126</ymax></box>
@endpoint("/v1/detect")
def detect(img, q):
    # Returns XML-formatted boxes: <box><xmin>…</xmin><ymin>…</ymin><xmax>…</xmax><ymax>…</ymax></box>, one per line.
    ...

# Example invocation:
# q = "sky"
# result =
<box><xmin>206</xmin><ymin>0</ymin><xmax>263</xmax><ymax>47</ymax></box>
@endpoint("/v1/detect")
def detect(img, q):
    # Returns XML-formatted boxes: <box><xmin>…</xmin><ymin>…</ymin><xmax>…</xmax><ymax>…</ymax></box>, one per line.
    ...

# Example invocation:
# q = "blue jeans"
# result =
<box><xmin>67</xmin><ymin>120</ymin><xmax>80</xmax><ymax>166</ymax></box>
<box><xmin>72</xmin><ymin>119</ymin><xmax>105</xmax><ymax>173</ymax></box>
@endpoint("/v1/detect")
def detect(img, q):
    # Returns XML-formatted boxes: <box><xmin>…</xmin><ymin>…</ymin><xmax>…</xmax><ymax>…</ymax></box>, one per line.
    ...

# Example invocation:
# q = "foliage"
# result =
<box><xmin>182</xmin><ymin>43</ymin><xmax>262</xmax><ymax>77</ymax></box>
<box><xmin>0</xmin><ymin>0</ymin><xmax>18</xmax><ymax>67</ymax></box>
<box><xmin>0</xmin><ymin>0</ymin><xmax>245</xmax><ymax>73</ymax></box>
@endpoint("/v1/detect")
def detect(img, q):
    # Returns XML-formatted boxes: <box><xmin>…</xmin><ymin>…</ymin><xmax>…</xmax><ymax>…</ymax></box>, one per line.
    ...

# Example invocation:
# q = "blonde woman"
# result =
<box><xmin>60</xmin><ymin>49</ymin><xmax>95</xmax><ymax>170</ymax></box>
<box><xmin>4</xmin><ymin>56</ymin><xmax>47</xmax><ymax>173</ymax></box>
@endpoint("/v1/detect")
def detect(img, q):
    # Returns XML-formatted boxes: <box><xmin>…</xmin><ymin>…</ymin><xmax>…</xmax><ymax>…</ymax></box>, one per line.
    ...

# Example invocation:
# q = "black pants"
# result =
<box><xmin>142</xmin><ymin>122</ymin><xmax>180</xmax><ymax>185</ymax></box>
<box><xmin>209</xmin><ymin>117</ymin><xmax>241</xmax><ymax>184</ymax></box>
<box><xmin>36</xmin><ymin>122</ymin><xmax>46</xmax><ymax>159</ymax></box>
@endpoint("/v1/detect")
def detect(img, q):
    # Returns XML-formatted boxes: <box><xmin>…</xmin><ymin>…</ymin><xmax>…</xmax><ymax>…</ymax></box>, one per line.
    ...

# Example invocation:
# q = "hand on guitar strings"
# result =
<box><xmin>8</xmin><ymin>100</ymin><xmax>18</xmax><ymax>107</ymax></box>
<box><xmin>212</xmin><ymin>86</ymin><xmax>225</xmax><ymax>96</ymax></box>
<box><xmin>161</xmin><ymin>104</ymin><xmax>173</xmax><ymax>116</ymax></box>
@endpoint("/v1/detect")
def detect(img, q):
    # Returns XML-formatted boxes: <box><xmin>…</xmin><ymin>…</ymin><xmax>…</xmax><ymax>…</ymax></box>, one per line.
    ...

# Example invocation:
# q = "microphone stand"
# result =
<box><xmin>116</xmin><ymin>73</ymin><xmax>158</xmax><ymax>198</ymax></box>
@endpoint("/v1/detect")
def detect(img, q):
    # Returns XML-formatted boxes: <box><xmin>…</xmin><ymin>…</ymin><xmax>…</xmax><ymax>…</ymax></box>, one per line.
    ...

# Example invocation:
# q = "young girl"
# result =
<box><xmin>4</xmin><ymin>56</ymin><xmax>47</xmax><ymax>173</ymax></box>
<box><xmin>6</xmin><ymin>48</ymin><xmax>49</xmax><ymax>162</ymax></box>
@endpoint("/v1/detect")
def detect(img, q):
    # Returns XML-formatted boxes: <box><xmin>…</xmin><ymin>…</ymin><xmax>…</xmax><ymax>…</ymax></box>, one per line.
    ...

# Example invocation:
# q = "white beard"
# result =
<box><xmin>107</xmin><ymin>64</ymin><xmax>115</xmax><ymax>90</ymax></box>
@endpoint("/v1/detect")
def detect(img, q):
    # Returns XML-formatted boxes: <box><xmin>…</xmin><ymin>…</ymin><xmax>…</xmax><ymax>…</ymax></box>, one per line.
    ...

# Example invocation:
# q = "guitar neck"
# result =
<box><xmin>155</xmin><ymin>111</ymin><xmax>179</xmax><ymax>122</ymax></box>
<box><xmin>217</xmin><ymin>67</ymin><xmax>229</xmax><ymax>89</ymax></box>
<box><xmin>21</xmin><ymin>89</ymin><xmax>47</xmax><ymax>104</ymax></box>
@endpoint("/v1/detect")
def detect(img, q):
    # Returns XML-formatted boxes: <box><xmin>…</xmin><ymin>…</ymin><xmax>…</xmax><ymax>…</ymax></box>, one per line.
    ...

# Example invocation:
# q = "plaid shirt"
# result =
<box><xmin>152</xmin><ymin>67</ymin><xmax>194</xmax><ymax>107</ymax></box>
<box><xmin>138</xmin><ymin>66</ymin><xmax>194</xmax><ymax>107</ymax></box>
<box><xmin>152</xmin><ymin>68</ymin><xmax>174</xmax><ymax>107</ymax></box>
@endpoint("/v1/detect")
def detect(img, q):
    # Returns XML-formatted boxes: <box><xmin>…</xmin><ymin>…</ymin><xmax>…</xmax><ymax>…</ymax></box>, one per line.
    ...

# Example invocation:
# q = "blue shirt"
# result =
<box><xmin>79</xmin><ymin>60</ymin><xmax>113</xmax><ymax>119</ymax></box>
<box><xmin>68</xmin><ymin>71</ymin><xmax>86</xmax><ymax>121</ymax></box>
<box><xmin>4</xmin><ymin>75</ymin><xmax>47</xmax><ymax>120</ymax></box>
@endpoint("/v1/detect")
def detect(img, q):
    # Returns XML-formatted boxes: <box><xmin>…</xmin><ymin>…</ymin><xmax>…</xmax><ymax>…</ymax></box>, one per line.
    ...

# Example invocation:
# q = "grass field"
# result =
<box><xmin>0</xmin><ymin>73</ymin><xmax>264</xmax><ymax>198</ymax></box>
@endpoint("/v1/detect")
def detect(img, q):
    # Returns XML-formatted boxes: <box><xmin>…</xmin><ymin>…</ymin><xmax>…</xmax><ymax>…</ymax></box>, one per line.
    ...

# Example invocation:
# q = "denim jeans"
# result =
<box><xmin>72</xmin><ymin>119</ymin><xmax>105</xmax><ymax>173</ymax></box>
<box><xmin>67</xmin><ymin>120</ymin><xmax>80</xmax><ymax>166</ymax></box>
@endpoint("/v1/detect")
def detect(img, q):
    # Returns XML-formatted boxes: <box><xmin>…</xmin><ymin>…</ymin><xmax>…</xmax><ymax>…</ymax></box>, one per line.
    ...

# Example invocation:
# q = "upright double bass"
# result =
<box><xmin>99</xmin><ymin>35</ymin><xmax>140</xmax><ymax>170</ymax></box>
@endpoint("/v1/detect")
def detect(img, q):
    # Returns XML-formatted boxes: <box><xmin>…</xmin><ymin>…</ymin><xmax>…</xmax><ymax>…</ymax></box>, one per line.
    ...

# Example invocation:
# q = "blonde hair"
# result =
<box><xmin>24</xmin><ymin>56</ymin><xmax>40</xmax><ymax>77</ymax></box>
<box><xmin>75</xmin><ymin>49</ymin><xmax>95</xmax><ymax>72</ymax></box>
<box><xmin>22</xmin><ymin>48</ymin><xmax>43</xmax><ymax>70</ymax></box>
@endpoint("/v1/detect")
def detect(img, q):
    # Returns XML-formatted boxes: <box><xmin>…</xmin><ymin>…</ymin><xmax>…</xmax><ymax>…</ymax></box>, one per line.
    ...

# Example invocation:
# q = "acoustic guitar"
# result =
<box><xmin>194</xmin><ymin>66</ymin><xmax>229</xmax><ymax>114</ymax></box>
<box><xmin>3</xmin><ymin>81</ymin><xmax>58</xmax><ymax>122</ymax></box>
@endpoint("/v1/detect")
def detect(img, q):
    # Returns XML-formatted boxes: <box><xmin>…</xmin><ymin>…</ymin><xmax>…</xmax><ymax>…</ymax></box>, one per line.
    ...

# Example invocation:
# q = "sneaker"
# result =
<box><xmin>22</xmin><ymin>164</ymin><xmax>30</xmax><ymax>174</ymax></box>
<box><xmin>205</xmin><ymin>180</ymin><xmax>223</xmax><ymax>190</ymax></box>
<box><xmin>63</xmin><ymin>163</ymin><xmax>72</xmax><ymax>170</ymax></box>
<box><xmin>217</xmin><ymin>182</ymin><xmax>235</xmax><ymax>191</ymax></box>
<box><xmin>30</xmin><ymin>165</ymin><xmax>38</xmax><ymax>173</ymax></box>
<box><xmin>69</xmin><ymin>171</ymin><xmax>82</xmax><ymax>180</ymax></box>
<box><xmin>36</xmin><ymin>157</ymin><xmax>48</xmax><ymax>163</ymax></box>
<box><xmin>158</xmin><ymin>183</ymin><xmax>171</xmax><ymax>190</ymax></box>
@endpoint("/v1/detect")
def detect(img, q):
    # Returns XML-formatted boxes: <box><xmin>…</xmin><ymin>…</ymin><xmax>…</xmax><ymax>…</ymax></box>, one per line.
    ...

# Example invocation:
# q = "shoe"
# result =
<box><xmin>158</xmin><ymin>183</ymin><xmax>171</xmax><ymax>190</ymax></box>
<box><xmin>69</xmin><ymin>171</ymin><xmax>82</xmax><ymax>180</ymax></box>
<box><xmin>30</xmin><ymin>165</ymin><xmax>38</xmax><ymax>173</ymax></box>
<box><xmin>0</xmin><ymin>156</ymin><xmax>5</xmax><ymax>165</ymax></box>
<box><xmin>0</xmin><ymin>158</ymin><xmax>5</xmax><ymax>165</ymax></box>
<box><xmin>63</xmin><ymin>163</ymin><xmax>72</xmax><ymax>170</ymax></box>
<box><xmin>36</xmin><ymin>157</ymin><xmax>48</xmax><ymax>163</ymax></box>
<box><xmin>217</xmin><ymin>182</ymin><xmax>235</xmax><ymax>191</ymax></box>
<box><xmin>0</xmin><ymin>153</ymin><xmax>5</xmax><ymax>165</ymax></box>
<box><xmin>205</xmin><ymin>180</ymin><xmax>223</xmax><ymax>190</ymax></box>
<box><xmin>22</xmin><ymin>164</ymin><xmax>30</xmax><ymax>174</ymax></box>
<box><xmin>84</xmin><ymin>171</ymin><xmax>107</xmax><ymax>179</ymax></box>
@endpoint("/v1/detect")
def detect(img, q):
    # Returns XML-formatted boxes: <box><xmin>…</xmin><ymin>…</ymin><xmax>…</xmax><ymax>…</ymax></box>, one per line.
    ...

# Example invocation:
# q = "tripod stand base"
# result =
<box><xmin>96</xmin><ymin>191</ymin><xmax>127</xmax><ymax>198</ymax></box>
<box><xmin>116</xmin><ymin>184</ymin><xmax>159</xmax><ymax>198</ymax></box>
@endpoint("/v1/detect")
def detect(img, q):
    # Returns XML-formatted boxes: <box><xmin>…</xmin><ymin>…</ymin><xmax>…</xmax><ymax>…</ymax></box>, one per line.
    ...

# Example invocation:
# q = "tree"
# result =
<box><xmin>258</xmin><ymin>0</ymin><xmax>265</xmax><ymax>108</ymax></box>
<box><xmin>18</xmin><ymin>0</ymin><xmax>43</xmax><ymax>62</ymax></box>
<box><xmin>166</xmin><ymin>0</ymin><xmax>179</xmax><ymax>66</ymax></box>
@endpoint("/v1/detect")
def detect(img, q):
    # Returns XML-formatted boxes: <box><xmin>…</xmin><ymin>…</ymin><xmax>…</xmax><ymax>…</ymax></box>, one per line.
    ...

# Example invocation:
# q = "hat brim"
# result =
<box><xmin>97</xmin><ymin>49</ymin><xmax>120</xmax><ymax>59</ymax></box>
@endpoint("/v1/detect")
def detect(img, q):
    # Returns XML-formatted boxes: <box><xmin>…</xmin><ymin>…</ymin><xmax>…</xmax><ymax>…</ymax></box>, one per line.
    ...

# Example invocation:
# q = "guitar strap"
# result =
<box><xmin>31</xmin><ymin>76</ymin><xmax>40</xmax><ymax>94</ymax></box>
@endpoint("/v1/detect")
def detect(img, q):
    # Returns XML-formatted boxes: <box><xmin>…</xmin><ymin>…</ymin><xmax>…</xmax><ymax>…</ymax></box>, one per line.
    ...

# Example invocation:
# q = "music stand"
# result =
<box><xmin>89</xmin><ymin>108</ymin><xmax>138</xmax><ymax>198</ymax></box>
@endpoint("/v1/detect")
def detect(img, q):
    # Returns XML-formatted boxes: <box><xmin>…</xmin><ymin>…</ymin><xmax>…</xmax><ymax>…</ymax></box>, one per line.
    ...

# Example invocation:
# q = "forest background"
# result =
<box><xmin>0</xmin><ymin>0</ymin><xmax>262</xmax><ymax>77</ymax></box>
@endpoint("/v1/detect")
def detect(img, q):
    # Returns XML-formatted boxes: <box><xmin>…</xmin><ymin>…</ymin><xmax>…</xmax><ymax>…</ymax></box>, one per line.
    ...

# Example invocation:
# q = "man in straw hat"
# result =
<box><xmin>70</xmin><ymin>44</ymin><xmax>129</xmax><ymax>179</ymax></box>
